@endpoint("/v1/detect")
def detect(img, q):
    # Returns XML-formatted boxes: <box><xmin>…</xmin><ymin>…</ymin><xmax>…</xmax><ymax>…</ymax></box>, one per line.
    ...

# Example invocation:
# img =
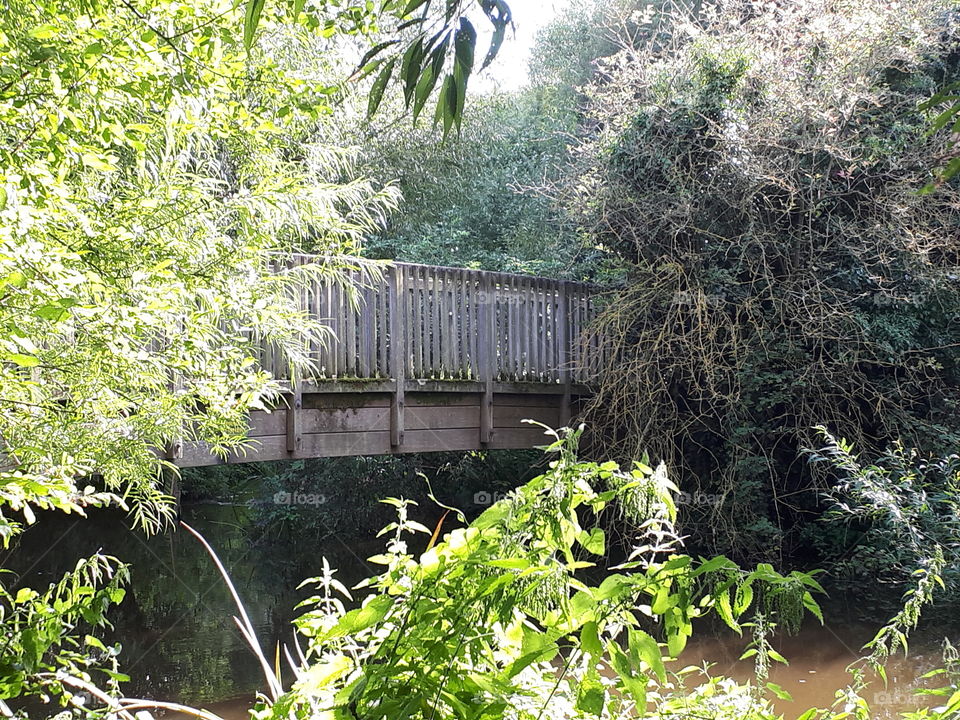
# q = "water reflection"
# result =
<box><xmin>0</xmin><ymin>502</ymin><xmax>382</xmax><ymax>706</ymax></box>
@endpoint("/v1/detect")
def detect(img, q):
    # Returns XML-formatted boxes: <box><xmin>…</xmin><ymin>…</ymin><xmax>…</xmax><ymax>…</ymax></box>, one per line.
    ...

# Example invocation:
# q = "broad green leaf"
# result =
<box><xmin>29</xmin><ymin>24</ymin><xmax>58</xmax><ymax>39</ymax></box>
<box><xmin>768</xmin><ymin>648</ymin><xmax>789</xmax><ymax>665</ymax></box>
<box><xmin>608</xmin><ymin>641</ymin><xmax>647</xmax><ymax>708</ymax></box>
<box><xmin>629</xmin><ymin>628</ymin><xmax>666</xmax><ymax>684</ymax></box>
<box><xmin>322</xmin><ymin>594</ymin><xmax>392</xmax><ymax>640</ymax></box>
<box><xmin>734</xmin><ymin>581</ymin><xmax>753</xmax><ymax>615</ymax></box>
<box><xmin>412</xmin><ymin>35</ymin><xmax>448</xmax><ymax>121</ymax></box>
<box><xmin>400</xmin><ymin>37</ymin><xmax>424</xmax><ymax>105</ymax></box>
<box><xmin>580</xmin><ymin>620</ymin><xmax>602</xmax><ymax>658</ymax></box>
<box><xmin>666</xmin><ymin>627</ymin><xmax>687</xmax><ymax>657</ymax></box>
<box><xmin>801</xmin><ymin>591</ymin><xmax>823</xmax><ymax>623</ymax></box>
<box><xmin>715</xmin><ymin>589</ymin><xmax>740</xmax><ymax>634</ymax></box>
<box><xmin>576</xmin><ymin>666</ymin><xmax>605</xmax><ymax>716</ymax></box>
<box><xmin>691</xmin><ymin>555</ymin><xmax>738</xmax><ymax>577</ymax></box>
<box><xmin>578</xmin><ymin>527</ymin><xmax>605</xmax><ymax>555</ymax></box>
<box><xmin>480</xmin><ymin>0</ymin><xmax>510</xmax><ymax>70</ymax></box>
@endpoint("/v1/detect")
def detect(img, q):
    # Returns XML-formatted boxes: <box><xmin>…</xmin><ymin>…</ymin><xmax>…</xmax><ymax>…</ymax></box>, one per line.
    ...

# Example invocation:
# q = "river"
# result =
<box><xmin>2</xmin><ymin>502</ymin><xmax>955</xmax><ymax>719</ymax></box>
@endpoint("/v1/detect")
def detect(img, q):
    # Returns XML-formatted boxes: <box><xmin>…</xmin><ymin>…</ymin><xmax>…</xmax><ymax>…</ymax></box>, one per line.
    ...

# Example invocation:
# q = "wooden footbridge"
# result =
<box><xmin>176</xmin><ymin>258</ymin><xmax>599</xmax><ymax>467</ymax></box>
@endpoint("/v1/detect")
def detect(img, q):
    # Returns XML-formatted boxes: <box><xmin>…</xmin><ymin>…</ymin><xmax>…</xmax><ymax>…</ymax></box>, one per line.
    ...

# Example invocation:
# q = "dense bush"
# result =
<box><xmin>563</xmin><ymin>0</ymin><xmax>960</xmax><ymax>560</ymax></box>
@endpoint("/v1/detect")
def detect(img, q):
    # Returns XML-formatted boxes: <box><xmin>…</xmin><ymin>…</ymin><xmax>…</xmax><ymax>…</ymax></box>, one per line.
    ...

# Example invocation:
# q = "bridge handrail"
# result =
<box><xmin>260</xmin><ymin>255</ymin><xmax>600</xmax><ymax>387</ymax></box>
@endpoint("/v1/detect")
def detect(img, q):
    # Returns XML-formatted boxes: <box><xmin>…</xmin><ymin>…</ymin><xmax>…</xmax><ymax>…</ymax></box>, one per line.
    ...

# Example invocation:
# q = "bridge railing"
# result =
<box><xmin>264</xmin><ymin>256</ymin><xmax>599</xmax><ymax>387</ymax></box>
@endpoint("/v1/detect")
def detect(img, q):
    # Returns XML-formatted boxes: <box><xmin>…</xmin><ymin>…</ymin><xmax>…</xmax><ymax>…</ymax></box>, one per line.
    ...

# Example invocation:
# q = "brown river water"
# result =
<box><xmin>168</xmin><ymin>620</ymin><xmax>951</xmax><ymax>720</ymax></box>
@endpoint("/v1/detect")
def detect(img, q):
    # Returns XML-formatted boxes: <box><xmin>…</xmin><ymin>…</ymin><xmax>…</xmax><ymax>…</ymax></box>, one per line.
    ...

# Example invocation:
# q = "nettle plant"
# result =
<box><xmin>256</xmin><ymin>426</ymin><xmax>824</xmax><ymax>720</ymax></box>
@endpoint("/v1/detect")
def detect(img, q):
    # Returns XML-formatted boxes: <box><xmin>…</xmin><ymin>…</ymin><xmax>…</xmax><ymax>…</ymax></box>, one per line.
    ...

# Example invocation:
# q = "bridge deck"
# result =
<box><xmin>174</xmin><ymin>259</ymin><xmax>599</xmax><ymax>466</ymax></box>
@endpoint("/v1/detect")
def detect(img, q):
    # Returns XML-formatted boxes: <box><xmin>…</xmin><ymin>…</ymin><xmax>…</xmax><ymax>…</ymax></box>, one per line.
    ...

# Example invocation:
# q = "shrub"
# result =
<box><xmin>563</xmin><ymin>0</ymin><xmax>960</xmax><ymax>560</ymax></box>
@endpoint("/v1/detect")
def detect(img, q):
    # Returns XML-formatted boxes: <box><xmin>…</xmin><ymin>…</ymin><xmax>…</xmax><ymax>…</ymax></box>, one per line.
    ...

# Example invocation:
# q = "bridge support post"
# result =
<box><xmin>479</xmin><ymin>271</ymin><xmax>495</xmax><ymax>445</ymax></box>
<box><xmin>389</xmin><ymin>265</ymin><xmax>405</xmax><ymax>447</ymax></box>
<box><xmin>286</xmin><ymin>378</ymin><xmax>302</xmax><ymax>453</ymax></box>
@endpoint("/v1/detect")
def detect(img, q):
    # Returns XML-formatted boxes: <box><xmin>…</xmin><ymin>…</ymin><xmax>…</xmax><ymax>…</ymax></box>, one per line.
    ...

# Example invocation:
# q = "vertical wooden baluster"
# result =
<box><xmin>366</xmin><ymin>281</ymin><xmax>377</xmax><ymax>378</ymax></box>
<box><xmin>534</xmin><ymin>279</ymin><xmax>542</xmax><ymax>382</ymax></box>
<box><xmin>424</xmin><ymin>266</ymin><xmax>431</xmax><ymax>377</ymax></box>
<box><xmin>468</xmin><ymin>271</ymin><xmax>478</xmax><ymax>380</ymax></box>
<box><xmin>533</xmin><ymin>280</ymin><xmax>552</xmax><ymax>382</ymax></box>
<box><xmin>520</xmin><ymin>277</ymin><xmax>529</xmax><ymax>381</ymax></box>
<box><xmin>377</xmin><ymin>273</ymin><xmax>388</xmax><ymax>377</ymax></box>
<box><xmin>496</xmin><ymin>275</ymin><xmax>506</xmax><ymax>381</ymax></box>
<box><xmin>432</xmin><ymin>268</ymin><xmax>441</xmax><ymax>378</ymax></box>
<box><xmin>569</xmin><ymin>290</ymin><xmax>578</xmax><ymax>384</ymax></box>
<box><xmin>458</xmin><ymin>268</ymin><xmax>468</xmax><ymax>378</ymax></box>
<box><xmin>349</xmin><ymin>270</ymin><xmax>360</xmax><ymax>377</ymax></box>
<box><xmin>404</xmin><ymin>268</ymin><xmax>414</xmax><ymax>379</ymax></box>
<box><xmin>333</xmin><ymin>276</ymin><xmax>343</xmax><ymax>377</ymax></box>
<box><xmin>509</xmin><ymin>276</ymin><xmax>520</xmax><ymax>381</ymax></box>
<box><xmin>389</xmin><ymin>265</ymin><xmax>405</xmax><ymax>447</ymax></box>
<box><xmin>444</xmin><ymin>268</ymin><xmax>454</xmax><ymax>377</ymax></box>
<box><xmin>557</xmin><ymin>280</ymin><xmax>571</xmax><ymax>425</ymax></box>
<box><xmin>500</xmin><ymin>275</ymin><xmax>509</xmax><ymax>380</ymax></box>
<box><xmin>410</xmin><ymin>265</ymin><xmax>421</xmax><ymax>379</ymax></box>
<box><xmin>581</xmin><ymin>291</ymin><xmax>590</xmax><ymax>382</ymax></box>
<box><xmin>478</xmin><ymin>271</ymin><xmax>495</xmax><ymax>444</ymax></box>
<box><xmin>424</xmin><ymin>268</ymin><xmax>432</xmax><ymax>377</ymax></box>
<box><xmin>450</xmin><ymin>269</ymin><xmax>459</xmax><ymax>377</ymax></box>
<box><xmin>446</xmin><ymin>269</ymin><xmax>456</xmax><ymax>377</ymax></box>
<box><xmin>542</xmin><ymin>280</ymin><xmax>551</xmax><ymax>382</ymax></box>
<box><xmin>286</xmin><ymin>380</ymin><xmax>302</xmax><ymax>453</ymax></box>
<box><xmin>325</xmin><ymin>274</ymin><xmax>335</xmax><ymax>377</ymax></box>
<box><xmin>545</xmin><ymin>280</ymin><xmax>554</xmax><ymax>383</ymax></box>
<box><xmin>437</xmin><ymin>269</ymin><xmax>446</xmax><ymax>377</ymax></box>
<box><xmin>517</xmin><ymin>276</ymin><xmax>525</xmax><ymax>381</ymax></box>
<box><xmin>368</xmin><ymin>281</ymin><xmax>377</xmax><ymax>378</ymax></box>
<box><xmin>312</xmin><ymin>271</ymin><xmax>323</xmax><ymax>377</ymax></box>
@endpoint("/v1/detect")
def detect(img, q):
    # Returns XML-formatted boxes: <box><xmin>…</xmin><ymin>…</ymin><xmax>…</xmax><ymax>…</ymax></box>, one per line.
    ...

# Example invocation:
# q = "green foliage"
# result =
<box><xmin>358</xmin><ymin>91</ymin><xmax>577</xmax><ymax>275</ymax></box>
<box><xmin>800</xmin><ymin>433</ymin><xmax>960</xmax><ymax>715</ymax></box>
<box><xmin>0</xmin><ymin>555</ymin><xmax>128</xmax><ymax>715</ymax></box>
<box><xmin>809</xmin><ymin>431</ymin><xmax>960</xmax><ymax>594</ymax></box>
<box><xmin>0</xmin><ymin>0</ymin><xmax>397</xmax><ymax>536</ymax></box>
<box><xmin>242</xmin><ymin>0</ymin><xmax>512</xmax><ymax>134</ymax></box>
<box><xmin>564</xmin><ymin>0</ymin><xmax>960</xmax><ymax>559</ymax></box>
<box><xmin>250</xmin><ymin>427</ymin><xmax>825</xmax><ymax>719</ymax></box>
<box><xmin>0</xmin><ymin>0</ymin><xmax>408</xmax><ymax>713</ymax></box>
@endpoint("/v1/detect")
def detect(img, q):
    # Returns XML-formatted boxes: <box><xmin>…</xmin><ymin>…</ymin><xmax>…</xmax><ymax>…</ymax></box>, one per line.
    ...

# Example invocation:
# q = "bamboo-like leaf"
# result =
<box><xmin>367</xmin><ymin>58</ymin><xmax>396</xmax><ymax>118</ymax></box>
<box><xmin>243</xmin><ymin>0</ymin><xmax>266</xmax><ymax>49</ymax></box>
<box><xmin>400</xmin><ymin>37</ymin><xmax>424</xmax><ymax>106</ymax></box>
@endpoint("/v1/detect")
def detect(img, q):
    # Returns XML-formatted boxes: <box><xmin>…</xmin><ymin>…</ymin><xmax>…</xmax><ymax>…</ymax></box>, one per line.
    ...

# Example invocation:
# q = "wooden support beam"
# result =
<box><xmin>389</xmin><ymin>265</ymin><xmax>406</xmax><ymax>447</ymax></box>
<box><xmin>478</xmin><ymin>271</ymin><xmax>495</xmax><ymax>445</ymax></box>
<box><xmin>165</xmin><ymin>438</ymin><xmax>183</xmax><ymax>461</ymax></box>
<box><xmin>286</xmin><ymin>381</ymin><xmax>303</xmax><ymax>453</ymax></box>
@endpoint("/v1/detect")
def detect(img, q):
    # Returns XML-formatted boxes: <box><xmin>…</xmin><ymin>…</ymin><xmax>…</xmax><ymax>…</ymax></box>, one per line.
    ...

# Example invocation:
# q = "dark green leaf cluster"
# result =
<box><xmin>563</xmin><ymin>0</ymin><xmax>960</xmax><ymax>561</ymax></box>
